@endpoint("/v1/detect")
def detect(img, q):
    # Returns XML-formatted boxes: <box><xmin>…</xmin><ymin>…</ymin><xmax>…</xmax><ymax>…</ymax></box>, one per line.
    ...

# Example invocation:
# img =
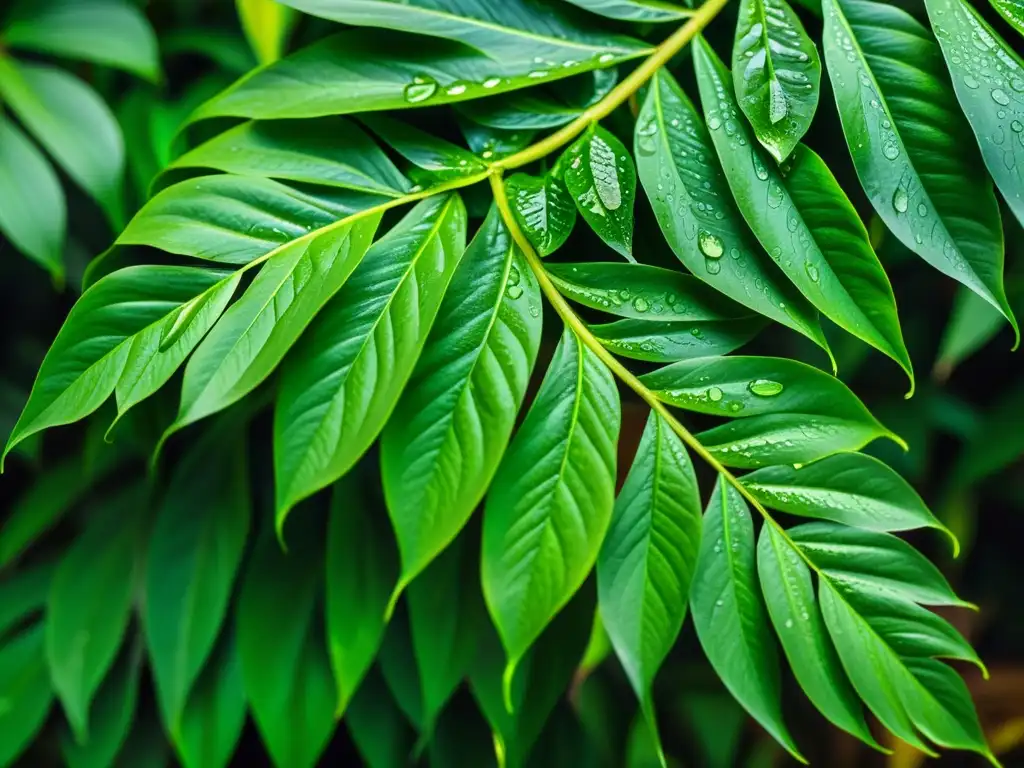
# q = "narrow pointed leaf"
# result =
<box><xmin>0</xmin><ymin>58</ymin><xmax>124</xmax><ymax>225</ymax></box>
<box><xmin>823</xmin><ymin>0</ymin><xmax>1015</xmax><ymax>333</ymax></box>
<box><xmin>236</xmin><ymin>528</ymin><xmax>335</xmax><ymax>768</ymax></box>
<box><xmin>690</xmin><ymin>478</ymin><xmax>802</xmax><ymax>760</ymax></box>
<box><xmin>789</xmin><ymin>523</ymin><xmax>971</xmax><ymax>608</ymax></box>
<box><xmin>274</xmin><ymin>194</ymin><xmax>467</xmax><ymax>530</ymax></box>
<box><xmin>0</xmin><ymin>562</ymin><xmax>55</xmax><ymax>637</ymax></box>
<box><xmin>174</xmin><ymin>635</ymin><xmax>246</xmax><ymax>768</ymax></box>
<box><xmin>597</xmin><ymin>411</ymin><xmax>701</xmax><ymax>755</ymax></box>
<box><xmin>4</xmin><ymin>0</ymin><xmax>160</xmax><ymax>81</ymax></box>
<box><xmin>0</xmin><ymin>116</ymin><xmax>65</xmax><ymax>276</ymax></box>
<box><xmin>756</xmin><ymin>525</ymin><xmax>880</xmax><ymax>748</ymax></box>
<box><xmin>191</xmin><ymin>29</ymin><xmax>646</xmax><ymax>122</ymax></box>
<box><xmin>47</xmin><ymin>487</ymin><xmax>147</xmax><ymax>741</ymax></box>
<box><xmin>237</xmin><ymin>0</ymin><xmax>296</xmax><ymax>64</ymax></box>
<box><xmin>506</xmin><ymin>172</ymin><xmax>577</xmax><ymax>257</ymax></box>
<box><xmin>361</xmin><ymin>115</ymin><xmax>488</xmax><ymax>181</ymax></box>
<box><xmin>166</xmin><ymin>214</ymin><xmax>382</xmax><ymax>438</ymax></box>
<box><xmin>560</xmin><ymin>0</ymin><xmax>693</xmax><ymax>22</ymax></box>
<box><xmin>695</xmin><ymin>39</ymin><xmax>913</xmax><ymax>386</ymax></box>
<box><xmin>482</xmin><ymin>327</ymin><xmax>620</xmax><ymax>680</ymax></box>
<box><xmin>346</xmin><ymin>668</ymin><xmax>416</xmax><ymax>768</ymax></box>
<box><xmin>326</xmin><ymin>476</ymin><xmax>399</xmax><ymax>716</ymax></box>
<box><xmin>564</xmin><ymin>125</ymin><xmax>637</xmax><ymax>260</ymax></box>
<box><xmin>935</xmin><ymin>288</ymin><xmax>1006</xmax><ymax>380</ymax></box>
<box><xmin>591</xmin><ymin>316</ymin><xmax>765</xmax><ymax>363</ymax></box>
<box><xmin>167</xmin><ymin>118</ymin><xmax>411</xmax><ymax>196</ymax></box>
<box><xmin>145</xmin><ymin>423</ymin><xmax>250</xmax><ymax>732</ymax></box>
<box><xmin>733</xmin><ymin>0</ymin><xmax>821</xmax><ymax>162</ymax></box>
<box><xmin>635</xmin><ymin>70</ymin><xmax>827</xmax><ymax>350</ymax></box>
<box><xmin>3</xmin><ymin>266</ymin><xmax>235</xmax><ymax>462</ymax></box>
<box><xmin>926</xmin><ymin>0</ymin><xmax>1024</xmax><ymax>230</ymax></box>
<box><xmin>0</xmin><ymin>624</ymin><xmax>53</xmax><ymax>767</ymax></box>
<box><xmin>382</xmin><ymin>206</ymin><xmax>542</xmax><ymax>589</ymax></box>
<box><xmin>640</xmin><ymin>356</ymin><xmax>898</xmax><ymax>468</ymax></box>
<box><xmin>742</xmin><ymin>453</ymin><xmax>955</xmax><ymax>547</ymax></box>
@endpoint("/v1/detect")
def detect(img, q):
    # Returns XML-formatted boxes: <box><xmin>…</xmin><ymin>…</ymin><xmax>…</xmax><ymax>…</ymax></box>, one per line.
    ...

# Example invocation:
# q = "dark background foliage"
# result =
<box><xmin>2</xmin><ymin>0</ymin><xmax>1023</xmax><ymax>765</ymax></box>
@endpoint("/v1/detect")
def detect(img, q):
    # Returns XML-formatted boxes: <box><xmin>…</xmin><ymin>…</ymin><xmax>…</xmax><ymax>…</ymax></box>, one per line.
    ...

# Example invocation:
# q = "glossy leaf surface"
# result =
<box><xmin>506</xmin><ymin>172</ymin><xmax>577</xmax><ymax>257</ymax></box>
<box><xmin>561</xmin><ymin>0</ymin><xmax>692</xmax><ymax>22</ymax></box>
<box><xmin>590</xmin><ymin>316</ymin><xmax>765</xmax><ymax>362</ymax></box>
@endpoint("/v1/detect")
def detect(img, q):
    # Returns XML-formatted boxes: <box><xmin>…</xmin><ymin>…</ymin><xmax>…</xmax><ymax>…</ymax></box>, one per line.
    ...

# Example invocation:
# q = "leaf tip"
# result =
<box><xmin>383</xmin><ymin>579</ymin><xmax>407</xmax><ymax>623</ymax></box>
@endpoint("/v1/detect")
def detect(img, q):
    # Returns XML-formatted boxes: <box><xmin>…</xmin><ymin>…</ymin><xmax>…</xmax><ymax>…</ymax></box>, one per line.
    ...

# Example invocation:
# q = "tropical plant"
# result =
<box><xmin>2</xmin><ymin>0</ymin><xmax>1024</xmax><ymax>766</ymax></box>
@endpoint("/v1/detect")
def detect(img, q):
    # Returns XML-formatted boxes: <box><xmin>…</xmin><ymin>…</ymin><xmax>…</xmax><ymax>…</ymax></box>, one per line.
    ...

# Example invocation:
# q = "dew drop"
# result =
<box><xmin>506</xmin><ymin>285</ymin><xmax>523</xmax><ymax>300</ymax></box>
<box><xmin>768</xmin><ymin>77</ymin><xmax>788</xmax><ymax>124</ymax></box>
<box><xmin>805</xmin><ymin>262</ymin><xmax>820</xmax><ymax>283</ymax></box>
<box><xmin>483</xmin><ymin>77</ymin><xmax>502</xmax><ymax>89</ymax></box>
<box><xmin>892</xmin><ymin>186</ymin><xmax>909</xmax><ymax>214</ymax></box>
<box><xmin>992</xmin><ymin>88</ymin><xmax>1011</xmax><ymax>106</ymax></box>
<box><xmin>708</xmin><ymin>387</ymin><xmax>724</xmax><ymax>402</ymax></box>
<box><xmin>882</xmin><ymin>141</ymin><xmax>900</xmax><ymax>160</ymax></box>
<box><xmin>964</xmin><ymin>74</ymin><xmax>980</xmax><ymax>89</ymax></box>
<box><xmin>749</xmin><ymin>379</ymin><xmax>784</xmax><ymax>397</ymax></box>
<box><xmin>633</xmin><ymin>296</ymin><xmax>650</xmax><ymax>313</ymax></box>
<box><xmin>403</xmin><ymin>76</ymin><xmax>438</xmax><ymax>103</ymax></box>
<box><xmin>785</xmin><ymin>618</ymin><xmax>794</xmax><ymax>629</ymax></box>
<box><xmin>698</xmin><ymin>230</ymin><xmax>725</xmax><ymax>260</ymax></box>
<box><xmin>708</xmin><ymin>115</ymin><xmax>723</xmax><ymax>131</ymax></box>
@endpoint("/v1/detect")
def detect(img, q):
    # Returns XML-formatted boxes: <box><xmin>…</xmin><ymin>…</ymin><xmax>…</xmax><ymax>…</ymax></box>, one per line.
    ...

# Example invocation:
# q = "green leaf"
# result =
<box><xmin>4</xmin><ymin>0</ymin><xmax>160</xmax><ymax>81</ymax></box>
<box><xmin>925</xmin><ymin>0</ymin><xmax>1024</xmax><ymax>231</ymax></box>
<box><xmin>236</xmin><ymin>527</ymin><xmax>335</xmax><ymax>768</ymax></box>
<box><xmin>275</xmin><ymin>0</ymin><xmax>649</xmax><ymax>61</ymax></box>
<box><xmin>482</xmin><ymin>326</ymin><xmax>620</xmax><ymax>702</ymax></box>
<box><xmin>346</xmin><ymin>667</ymin><xmax>416</xmax><ymax>768</ymax></box>
<box><xmin>118</xmin><ymin>175</ymin><xmax>386</xmax><ymax>266</ymax></box>
<box><xmin>563</xmin><ymin>125</ymin><xmax>637</xmax><ymax>260</ymax></box>
<box><xmin>61</xmin><ymin>645</ymin><xmax>142</xmax><ymax>768</ymax></box>
<box><xmin>733</xmin><ymin>0</ymin><xmax>821</xmax><ymax>162</ymax></box>
<box><xmin>162</xmin><ymin>213</ymin><xmax>382</xmax><ymax>440</ymax></box>
<box><xmin>948</xmin><ymin>383</ymin><xmax>1024</xmax><ymax>488</ymax></box>
<box><xmin>597</xmin><ymin>411</ymin><xmax>701</xmax><ymax>761</ymax></box>
<box><xmin>378</xmin><ymin>606</ymin><xmax>424</xmax><ymax>731</ymax></box>
<box><xmin>635</xmin><ymin>70</ymin><xmax>828</xmax><ymax>352</ymax></box>
<box><xmin>742</xmin><ymin>453</ymin><xmax>956</xmax><ymax>548</ymax></box>
<box><xmin>1</xmin><ymin>462</ymin><xmax>90</xmax><ymax>568</ymax></box>
<box><xmin>639</xmin><ymin>356</ymin><xmax>900</xmax><ymax>468</ymax></box>
<box><xmin>407</xmin><ymin>538</ymin><xmax>479</xmax><ymax>735</ymax></box>
<box><xmin>506</xmin><ymin>172</ymin><xmax>577</xmax><ymax>257</ymax></box>
<box><xmin>0</xmin><ymin>561</ymin><xmax>54</xmax><ymax>638</ymax></box>
<box><xmin>174</xmin><ymin>633</ymin><xmax>246</xmax><ymax>768</ymax></box>
<box><xmin>694</xmin><ymin>39</ymin><xmax>914</xmax><ymax>388</ymax></box>
<box><xmin>191</xmin><ymin>28</ymin><xmax>645</xmax><ymax>122</ymax></box>
<box><xmin>590</xmin><ymin>316</ymin><xmax>765</xmax><ymax>363</ymax></box>
<box><xmin>560</xmin><ymin>0</ymin><xmax>693</xmax><ymax>22</ymax></box>
<box><xmin>2</xmin><ymin>266</ymin><xmax>236</xmax><ymax>463</ymax></box>
<box><xmin>756</xmin><ymin>525</ymin><xmax>880</xmax><ymax>748</ymax></box>
<box><xmin>789</xmin><ymin>523</ymin><xmax>972</xmax><ymax>608</ymax></box>
<box><xmin>326</xmin><ymin>475</ymin><xmax>399</xmax><ymax>716</ymax></box>
<box><xmin>458</xmin><ymin>70</ymin><xmax>618</xmax><ymax>130</ymax></box>
<box><xmin>382</xmin><ymin>205</ymin><xmax>541</xmax><ymax>593</ymax></box>
<box><xmin>145</xmin><ymin>422</ymin><xmax>250</xmax><ymax>732</ymax></box>
<box><xmin>166</xmin><ymin>118</ymin><xmax>411</xmax><ymax>196</ymax></box>
<box><xmin>990</xmin><ymin>0</ymin><xmax>1024</xmax><ymax>36</ymax></box>
<box><xmin>0</xmin><ymin>57</ymin><xmax>124</xmax><ymax>226</ymax></box>
<box><xmin>0</xmin><ymin>624</ymin><xmax>52</xmax><ymax>767</ymax></box>
<box><xmin>112</xmin><ymin>711</ymin><xmax>168</xmax><ymax>768</ymax></box>
<box><xmin>823</xmin><ymin>0</ymin><xmax>1016</xmax><ymax>335</ymax></box>
<box><xmin>935</xmin><ymin>288</ymin><xmax>1006</xmax><ymax>380</ymax></box>
<box><xmin>274</xmin><ymin>194</ymin><xmax>467</xmax><ymax>534</ymax></box>
<box><xmin>237</xmin><ymin>0</ymin><xmax>297</xmax><ymax>64</ymax></box>
<box><xmin>47</xmin><ymin>487</ymin><xmax>147</xmax><ymax>741</ymax></box>
<box><xmin>458</xmin><ymin>119</ymin><xmax>536</xmax><ymax>160</ymax></box>
<box><xmin>690</xmin><ymin>477</ymin><xmax>802</xmax><ymax>760</ymax></box>
<box><xmin>818</xmin><ymin>579</ymin><xmax>991</xmax><ymax>760</ymax></box>
<box><xmin>0</xmin><ymin>116</ymin><xmax>64</xmax><ymax>277</ymax></box>
<box><xmin>360</xmin><ymin>115</ymin><xmax>488</xmax><ymax>181</ymax></box>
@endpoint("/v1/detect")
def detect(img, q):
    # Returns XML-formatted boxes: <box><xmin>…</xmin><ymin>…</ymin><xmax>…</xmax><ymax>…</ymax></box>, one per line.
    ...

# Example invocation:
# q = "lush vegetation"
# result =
<box><xmin>2</xmin><ymin>0</ymin><xmax>1024</xmax><ymax>765</ymax></box>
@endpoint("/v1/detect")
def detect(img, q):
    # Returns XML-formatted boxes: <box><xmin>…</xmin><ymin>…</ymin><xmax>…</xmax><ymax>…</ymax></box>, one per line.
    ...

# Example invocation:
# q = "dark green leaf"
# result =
<box><xmin>174</xmin><ymin>634</ymin><xmax>246</xmax><ymax>768</ymax></box>
<box><xmin>561</xmin><ymin>0</ymin><xmax>692</xmax><ymax>22</ymax></box>
<box><xmin>145</xmin><ymin>423</ymin><xmax>250</xmax><ymax>731</ymax></box>
<box><xmin>742</xmin><ymin>453</ymin><xmax>955</xmax><ymax>548</ymax></box>
<box><xmin>482</xmin><ymin>327</ymin><xmax>619</xmax><ymax>699</ymax></box>
<box><xmin>0</xmin><ymin>624</ymin><xmax>52</xmax><ymax>767</ymax></box>
<box><xmin>823</xmin><ymin>0</ymin><xmax>1015</xmax><ymax>333</ymax></box>
<box><xmin>346</xmin><ymin>667</ymin><xmax>416</xmax><ymax>768</ymax></box>
<box><xmin>458</xmin><ymin>120</ymin><xmax>536</xmax><ymax>160</ymax></box>
<box><xmin>382</xmin><ymin>205</ymin><xmax>541</xmax><ymax>593</ymax></box>
<box><xmin>47</xmin><ymin>487</ymin><xmax>147</xmax><ymax>741</ymax></box>
<box><xmin>0</xmin><ymin>562</ymin><xmax>54</xmax><ymax>638</ymax></box>
<box><xmin>162</xmin><ymin>213</ymin><xmax>382</xmax><ymax>439</ymax></box>
<box><xmin>990</xmin><ymin>0</ymin><xmax>1024</xmax><ymax>36</ymax></box>
<box><xmin>236</xmin><ymin>527</ymin><xmax>335</xmax><ymax>768</ymax></box>
<box><xmin>640</xmin><ymin>356</ymin><xmax>899</xmax><ymax>468</ymax></box>
<box><xmin>274</xmin><ymin>194</ymin><xmax>467</xmax><ymax>533</ymax></box>
<box><xmin>2</xmin><ymin>266</ymin><xmax>236</xmax><ymax>462</ymax></box>
<box><xmin>326</xmin><ymin>475</ymin><xmax>399</xmax><ymax>715</ymax></box>
<box><xmin>0</xmin><ymin>116</ymin><xmax>64</xmax><ymax>276</ymax></box>
<box><xmin>166</xmin><ymin>118</ymin><xmax>411</xmax><ymax>196</ymax></box>
<box><xmin>935</xmin><ymin>288</ymin><xmax>1006</xmax><ymax>380</ymax></box>
<box><xmin>756</xmin><ymin>525</ymin><xmax>879</xmax><ymax>748</ymax></box>
<box><xmin>733</xmin><ymin>0</ymin><xmax>821</xmax><ymax>162</ymax></box>
<box><xmin>506</xmin><ymin>172</ymin><xmax>577</xmax><ymax>256</ymax></box>
<box><xmin>597</xmin><ymin>411</ymin><xmax>701</xmax><ymax>760</ymax></box>
<box><xmin>635</xmin><ymin>70</ymin><xmax>827</xmax><ymax>351</ymax></box>
<box><xmin>0</xmin><ymin>58</ymin><xmax>124</xmax><ymax>226</ymax></box>
<box><xmin>694</xmin><ymin>39</ymin><xmax>913</xmax><ymax>387</ymax></box>
<box><xmin>1</xmin><ymin>462</ymin><xmax>91</xmax><ymax>568</ymax></box>
<box><xmin>564</xmin><ymin>125</ymin><xmax>637</xmax><ymax>260</ymax></box>
<box><xmin>926</xmin><ymin>0</ymin><xmax>1024</xmax><ymax>231</ymax></box>
<box><xmin>690</xmin><ymin>477</ymin><xmax>802</xmax><ymax>760</ymax></box>
<box><xmin>590</xmin><ymin>316</ymin><xmax>765</xmax><ymax>362</ymax></box>
<box><xmin>361</xmin><ymin>115</ymin><xmax>488</xmax><ymax>181</ymax></box>
<box><xmin>457</xmin><ymin>70</ymin><xmax>618</xmax><ymax>130</ymax></box>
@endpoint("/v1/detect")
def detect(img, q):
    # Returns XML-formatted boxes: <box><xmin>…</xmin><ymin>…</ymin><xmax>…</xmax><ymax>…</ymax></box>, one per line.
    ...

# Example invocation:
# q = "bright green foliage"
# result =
<box><xmin>0</xmin><ymin>0</ymin><xmax>1009</xmax><ymax>765</ymax></box>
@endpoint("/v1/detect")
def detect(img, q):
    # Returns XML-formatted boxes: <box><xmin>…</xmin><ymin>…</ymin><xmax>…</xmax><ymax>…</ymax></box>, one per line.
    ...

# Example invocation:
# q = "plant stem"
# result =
<box><xmin>488</xmin><ymin>173</ymin><xmax>824</xmax><ymax>576</ymax></box>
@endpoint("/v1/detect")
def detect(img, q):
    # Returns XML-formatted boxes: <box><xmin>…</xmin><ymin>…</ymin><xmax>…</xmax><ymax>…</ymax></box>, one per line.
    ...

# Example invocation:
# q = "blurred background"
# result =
<box><xmin>1</xmin><ymin>0</ymin><xmax>1022</xmax><ymax>765</ymax></box>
